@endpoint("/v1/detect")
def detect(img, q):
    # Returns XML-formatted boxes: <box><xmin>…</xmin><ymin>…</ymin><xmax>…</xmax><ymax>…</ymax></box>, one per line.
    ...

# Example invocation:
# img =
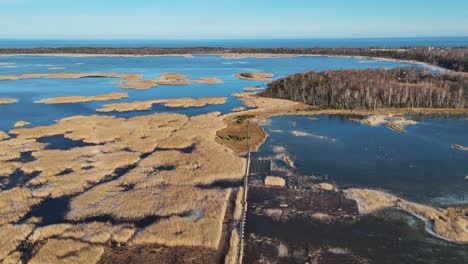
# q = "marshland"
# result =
<box><xmin>0</xmin><ymin>50</ymin><xmax>467</xmax><ymax>264</ymax></box>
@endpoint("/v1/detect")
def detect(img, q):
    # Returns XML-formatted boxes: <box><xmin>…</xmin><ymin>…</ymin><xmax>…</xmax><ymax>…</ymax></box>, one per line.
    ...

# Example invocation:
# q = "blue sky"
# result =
<box><xmin>1</xmin><ymin>0</ymin><xmax>467</xmax><ymax>39</ymax></box>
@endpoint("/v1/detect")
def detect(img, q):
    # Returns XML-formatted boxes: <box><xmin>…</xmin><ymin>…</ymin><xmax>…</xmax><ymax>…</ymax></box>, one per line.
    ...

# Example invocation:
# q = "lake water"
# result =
<box><xmin>1</xmin><ymin>37</ymin><xmax>468</xmax><ymax>48</ymax></box>
<box><xmin>255</xmin><ymin>115</ymin><xmax>468</xmax><ymax>207</ymax></box>
<box><xmin>0</xmin><ymin>55</ymin><xmax>417</xmax><ymax>130</ymax></box>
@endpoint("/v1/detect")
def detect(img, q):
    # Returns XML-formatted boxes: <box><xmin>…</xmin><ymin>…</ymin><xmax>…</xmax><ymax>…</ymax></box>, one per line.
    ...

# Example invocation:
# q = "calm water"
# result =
<box><xmin>0</xmin><ymin>37</ymin><xmax>468</xmax><ymax>48</ymax></box>
<box><xmin>256</xmin><ymin>115</ymin><xmax>468</xmax><ymax>207</ymax></box>
<box><xmin>0</xmin><ymin>55</ymin><xmax>417</xmax><ymax>130</ymax></box>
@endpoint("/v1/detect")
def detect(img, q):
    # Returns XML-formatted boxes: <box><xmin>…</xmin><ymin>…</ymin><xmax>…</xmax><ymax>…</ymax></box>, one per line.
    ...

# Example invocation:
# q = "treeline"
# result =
<box><xmin>260</xmin><ymin>68</ymin><xmax>468</xmax><ymax>109</ymax></box>
<box><xmin>234</xmin><ymin>47</ymin><xmax>468</xmax><ymax>73</ymax></box>
<box><xmin>0</xmin><ymin>47</ymin><xmax>466</xmax><ymax>72</ymax></box>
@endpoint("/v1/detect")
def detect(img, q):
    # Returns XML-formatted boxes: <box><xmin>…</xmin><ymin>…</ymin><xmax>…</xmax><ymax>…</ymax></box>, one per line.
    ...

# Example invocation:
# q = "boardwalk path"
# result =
<box><xmin>237</xmin><ymin>121</ymin><xmax>251</xmax><ymax>264</ymax></box>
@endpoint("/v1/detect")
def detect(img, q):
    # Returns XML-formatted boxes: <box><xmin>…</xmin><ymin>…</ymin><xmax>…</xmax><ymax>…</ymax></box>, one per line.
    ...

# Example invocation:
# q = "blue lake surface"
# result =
<box><xmin>256</xmin><ymin>116</ymin><xmax>468</xmax><ymax>207</ymax></box>
<box><xmin>0</xmin><ymin>54</ymin><xmax>466</xmax><ymax>208</ymax></box>
<box><xmin>0</xmin><ymin>37</ymin><xmax>467</xmax><ymax>48</ymax></box>
<box><xmin>0</xmin><ymin>55</ymin><xmax>417</xmax><ymax>130</ymax></box>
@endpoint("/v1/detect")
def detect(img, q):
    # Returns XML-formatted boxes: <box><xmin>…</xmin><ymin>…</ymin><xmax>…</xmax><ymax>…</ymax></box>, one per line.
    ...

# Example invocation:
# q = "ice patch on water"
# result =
<box><xmin>34</xmin><ymin>64</ymin><xmax>55</xmax><ymax>67</ymax></box>
<box><xmin>431</xmin><ymin>194</ymin><xmax>468</xmax><ymax>206</ymax></box>
<box><xmin>270</xmin><ymin>129</ymin><xmax>284</xmax><ymax>133</ymax></box>
<box><xmin>222</xmin><ymin>61</ymin><xmax>247</xmax><ymax>65</ymax></box>
<box><xmin>291</xmin><ymin>130</ymin><xmax>336</xmax><ymax>142</ymax></box>
<box><xmin>272</xmin><ymin>145</ymin><xmax>286</xmax><ymax>153</ymax></box>
<box><xmin>358</xmin><ymin>60</ymin><xmax>379</xmax><ymax>63</ymax></box>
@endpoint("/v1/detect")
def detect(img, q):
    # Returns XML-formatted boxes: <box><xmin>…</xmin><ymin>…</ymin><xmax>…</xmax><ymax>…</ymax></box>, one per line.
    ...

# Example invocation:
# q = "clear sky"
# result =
<box><xmin>1</xmin><ymin>0</ymin><xmax>467</xmax><ymax>39</ymax></box>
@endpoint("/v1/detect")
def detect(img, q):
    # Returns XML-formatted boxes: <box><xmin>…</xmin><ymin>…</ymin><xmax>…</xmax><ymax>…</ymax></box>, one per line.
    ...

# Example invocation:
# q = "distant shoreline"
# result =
<box><xmin>0</xmin><ymin>52</ymin><xmax>435</xmax><ymax>70</ymax></box>
<box><xmin>0</xmin><ymin>46</ymin><xmax>465</xmax><ymax>72</ymax></box>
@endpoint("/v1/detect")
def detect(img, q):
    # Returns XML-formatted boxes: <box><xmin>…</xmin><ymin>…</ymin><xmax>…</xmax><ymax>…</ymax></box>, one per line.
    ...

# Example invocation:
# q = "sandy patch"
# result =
<box><xmin>358</xmin><ymin>115</ymin><xmax>418</xmax><ymax>132</ymax></box>
<box><xmin>234</xmin><ymin>72</ymin><xmax>274</xmax><ymax>81</ymax></box>
<box><xmin>14</xmin><ymin>121</ymin><xmax>30</xmax><ymax>128</ymax></box>
<box><xmin>452</xmin><ymin>144</ymin><xmax>468</xmax><ymax>151</ymax></box>
<box><xmin>265</xmin><ymin>176</ymin><xmax>286</xmax><ymax>187</ymax></box>
<box><xmin>0</xmin><ymin>98</ymin><xmax>18</xmax><ymax>105</ymax></box>
<box><xmin>36</xmin><ymin>92</ymin><xmax>128</xmax><ymax>104</ymax></box>
<box><xmin>344</xmin><ymin>188</ymin><xmax>468</xmax><ymax>243</ymax></box>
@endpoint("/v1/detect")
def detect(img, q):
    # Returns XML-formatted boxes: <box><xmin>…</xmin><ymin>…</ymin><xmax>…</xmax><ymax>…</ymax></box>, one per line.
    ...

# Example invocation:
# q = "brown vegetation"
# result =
<box><xmin>118</xmin><ymin>73</ymin><xmax>223</xmax><ymax>90</ymax></box>
<box><xmin>344</xmin><ymin>188</ymin><xmax>468</xmax><ymax>243</ymax></box>
<box><xmin>0</xmin><ymin>188</ymin><xmax>41</xmax><ymax>225</ymax></box>
<box><xmin>0</xmin><ymin>111</ymin><xmax>248</xmax><ymax>262</ymax></box>
<box><xmin>0</xmin><ymin>131</ymin><xmax>9</xmax><ymax>141</ymax></box>
<box><xmin>216</xmin><ymin>114</ymin><xmax>268</xmax><ymax>155</ymax></box>
<box><xmin>224</xmin><ymin>230</ymin><xmax>240</xmax><ymax>264</ymax></box>
<box><xmin>130</xmin><ymin>189</ymin><xmax>231</xmax><ymax>249</ymax></box>
<box><xmin>0</xmin><ymin>224</ymin><xmax>33</xmax><ymax>262</ymax></box>
<box><xmin>29</xmin><ymin>222</ymin><xmax>136</xmax><ymax>244</ymax></box>
<box><xmin>29</xmin><ymin>238</ymin><xmax>104</xmax><ymax>264</ymax></box>
<box><xmin>97</xmin><ymin>97</ymin><xmax>227</xmax><ymax>112</ymax></box>
<box><xmin>233</xmin><ymin>187</ymin><xmax>245</xmax><ymax>221</ymax></box>
<box><xmin>36</xmin><ymin>92</ymin><xmax>128</xmax><ymax>104</ymax></box>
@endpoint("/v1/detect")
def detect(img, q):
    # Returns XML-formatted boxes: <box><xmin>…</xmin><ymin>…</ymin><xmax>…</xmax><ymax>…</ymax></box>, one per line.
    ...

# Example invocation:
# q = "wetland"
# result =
<box><xmin>0</xmin><ymin>53</ymin><xmax>466</xmax><ymax>264</ymax></box>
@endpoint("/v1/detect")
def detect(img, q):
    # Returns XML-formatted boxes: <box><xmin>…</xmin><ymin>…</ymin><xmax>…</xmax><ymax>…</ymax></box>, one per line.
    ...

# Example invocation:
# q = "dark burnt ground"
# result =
<box><xmin>243</xmin><ymin>180</ymin><xmax>468</xmax><ymax>264</ymax></box>
<box><xmin>248</xmin><ymin>186</ymin><xmax>359</xmax><ymax>222</ymax></box>
<box><xmin>98</xmin><ymin>244</ymin><xmax>219</xmax><ymax>264</ymax></box>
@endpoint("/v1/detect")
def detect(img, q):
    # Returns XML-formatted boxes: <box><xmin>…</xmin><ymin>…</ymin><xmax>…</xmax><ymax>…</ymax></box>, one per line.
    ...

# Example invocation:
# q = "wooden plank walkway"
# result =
<box><xmin>236</xmin><ymin>122</ymin><xmax>251</xmax><ymax>264</ymax></box>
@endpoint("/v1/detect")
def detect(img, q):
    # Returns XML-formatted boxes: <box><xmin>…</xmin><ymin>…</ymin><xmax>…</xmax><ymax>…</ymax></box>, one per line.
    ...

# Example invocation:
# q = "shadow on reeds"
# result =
<box><xmin>38</xmin><ymin>135</ymin><xmax>88</xmax><ymax>150</ymax></box>
<box><xmin>0</xmin><ymin>170</ymin><xmax>40</xmax><ymax>190</ymax></box>
<box><xmin>196</xmin><ymin>180</ymin><xmax>243</xmax><ymax>189</ymax></box>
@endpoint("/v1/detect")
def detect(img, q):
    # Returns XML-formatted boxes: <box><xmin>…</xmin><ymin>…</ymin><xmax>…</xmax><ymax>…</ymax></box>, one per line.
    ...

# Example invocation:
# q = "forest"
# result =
<box><xmin>260</xmin><ymin>68</ymin><xmax>468</xmax><ymax>110</ymax></box>
<box><xmin>0</xmin><ymin>47</ymin><xmax>466</xmax><ymax>72</ymax></box>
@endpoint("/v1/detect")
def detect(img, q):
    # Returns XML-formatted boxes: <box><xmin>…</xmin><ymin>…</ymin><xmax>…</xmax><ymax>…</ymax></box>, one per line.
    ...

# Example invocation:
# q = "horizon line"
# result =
<box><xmin>1</xmin><ymin>36</ymin><xmax>468</xmax><ymax>41</ymax></box>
